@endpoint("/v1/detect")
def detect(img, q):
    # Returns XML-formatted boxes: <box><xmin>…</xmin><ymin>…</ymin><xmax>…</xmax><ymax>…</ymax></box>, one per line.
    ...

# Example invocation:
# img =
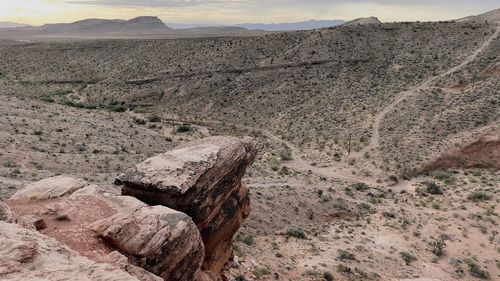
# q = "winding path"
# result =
<box><xmin>358</xmin><ymin>25</ymin><xmax>500</xmax><ymax>157</ymax></box>
<box><xmin>162</xmin><ymin>25</ymin><xmax>499</xmax><ymax>187</ymax></box>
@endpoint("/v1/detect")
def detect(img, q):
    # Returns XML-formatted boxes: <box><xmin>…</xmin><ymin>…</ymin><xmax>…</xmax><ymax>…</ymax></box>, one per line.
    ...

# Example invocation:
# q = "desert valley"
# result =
<box><xmin>0</xmin><ymin>5</ymin><xmax>499</xmax><ymax>281</ymax></box>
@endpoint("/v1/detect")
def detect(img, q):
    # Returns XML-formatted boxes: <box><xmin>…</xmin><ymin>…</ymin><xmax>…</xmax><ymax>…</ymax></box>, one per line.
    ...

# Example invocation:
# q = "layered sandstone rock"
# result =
<box><xmin>116</xmin><ymin>136</ymin><xmax>259</xmax><ymax>274</ymax></box>
<box><xmin>0</xmin><ymin>220</ymin><xmax>140</xmax><ymax>281</ymax></box>
<box><xmin>420</xmin><ymin>130</ymin><xmax>500</xmax><ymax>174</ymax></box>
<box><xmin>5</xmin><ymin>136</ymin><xmax>258</xmax><ymax>281</ymax></box>
<box><xmin>10</xmin><ymin>175</ymin><xmax>88</xmax><ymax>200</ymax></box>
<box><xmin>7</xmin><ymin>179</ymin><xmax>203</xmax><ymax>281</ymax></box>
<box><xmin>92</xmin><ymin>206</ymin><xmax>204</xmax><ymax>281</ymax></box>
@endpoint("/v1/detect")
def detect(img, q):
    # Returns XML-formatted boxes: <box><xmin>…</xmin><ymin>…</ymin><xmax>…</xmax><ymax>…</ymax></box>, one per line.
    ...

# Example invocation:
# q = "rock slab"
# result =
<box><xmin>116</xmin><ymin>136</ymin><xmax>259</xmax><ymax>274</ymax></box>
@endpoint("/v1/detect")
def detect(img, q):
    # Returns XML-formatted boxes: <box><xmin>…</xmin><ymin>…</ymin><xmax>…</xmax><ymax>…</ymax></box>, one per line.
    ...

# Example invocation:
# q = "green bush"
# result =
<box><xmin>252</xmin><ymin>265</ymin><xmax>269</xmax><ymax>278</ymax></box>
<box><xmin>280</xmin><ymin>149</ymin><xmax>293</xmax><ymax>160</ymax></box>
<box><xmin>431</xmin><ymin>237</ymin><xmax>446</xmax><ymax>257</ymax></box>
<box><xmin>465</xmin><ymin>259</ymin><xmax>490</xmax><ymax>279</ymax></box>
<box><xmin>425</xmin><ymin>181</ymin><xmax>443</xmax><ymax>195</ymax></box>
<box><xmin>40</xmin><ymin>96</ymin><xmax>54</xmax><ymax>103</ymax></box>
<box><xmin>400</xmin><ymin>251</ymin><xmax>417</xmax><ymax>265</ymax></box>
<box><xmin>352</xmin><ymin>182</ymin><xmax>370</xmax><ymax>191</ymax></box>
<box><xmin>148</xmin><ymin>114</ymin><xmax>161</xmax><ymax>122</ymax></box>
<box><xmin>338</xmin><ymin>249</ymin><xmax>355</xmax><ymax>260</ymax></box>
<box><xmin>323</xmin><ymin>271</ymin><xmax>334</xmax><ymax>281</ymax></box>
<box><xmin>176</xmin><ymin>124</ymin><xmax>193</xmax><ymax>133</ymax></box>
<box><xmin>468</xmin><ymin>191</ymin><xmax>492</xmax><ymax>202</ymax></box>
<box><xmin>107</xmin><ymin>104</ymin><xmax>126</xmax><ymax>112</ymax></box>
<box><xmin>270</xmin><ymin>157</ymin><xmax>280</xmax><ymax>171</ymax></box>
<box><xmin>286</xmin><ymin>227</ymin><xmax>306</xmax><ymax>239</ymax></box>
<box><xmin>236</xmin><ymin>234</ymin><xmax>254</xmax><ymax>246</ymax></box>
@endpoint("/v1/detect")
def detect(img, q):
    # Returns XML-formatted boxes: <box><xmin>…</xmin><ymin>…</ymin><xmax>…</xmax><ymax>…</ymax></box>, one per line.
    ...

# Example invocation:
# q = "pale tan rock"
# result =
<box><xmin>10</xmin><ymin>175</ymin><xmax>88</xmax><ymax>200</ymax></box>
<box><xmin>0</xmin><ymin>221</ymin><xmax>139</xmax><ymax>281</ymax></box>
<box><xmin>92</xmin><ymin>205</ymin><xmax>205</xmax><ymax>281</ymax></box>
<box><xmin>116</xmin><ymin>136</ymin><xmax>259</xmax><ymax>274</ymax></box>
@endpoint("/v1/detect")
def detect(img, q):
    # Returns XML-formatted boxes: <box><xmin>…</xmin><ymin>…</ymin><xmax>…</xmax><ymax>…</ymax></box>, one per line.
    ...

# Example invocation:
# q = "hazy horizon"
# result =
<box><xmin>0</xmin><ymin>0</ymin><xmax>498</xmax><ymax>26</ymax></box>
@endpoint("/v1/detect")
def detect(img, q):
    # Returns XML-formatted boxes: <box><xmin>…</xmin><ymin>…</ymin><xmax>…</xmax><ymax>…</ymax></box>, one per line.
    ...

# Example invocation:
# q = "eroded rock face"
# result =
<box><xmin>0</xmin><ymin>220</ymin><xmax>139</xmax><ymax>281</ymax></box>
<box><xmin>7</xmin><ymin>180</ymin><xmax>202</xmax><ymax>281</ymax></box>
<box><xmin>116</xmin><ymin>136</ymin><xmax>259</xmax><ymax>274</ymax></box>
<box><xmin>92</xmin><ymin>206</ymin><xmax>204</xmax><ymax>281</ymax></box>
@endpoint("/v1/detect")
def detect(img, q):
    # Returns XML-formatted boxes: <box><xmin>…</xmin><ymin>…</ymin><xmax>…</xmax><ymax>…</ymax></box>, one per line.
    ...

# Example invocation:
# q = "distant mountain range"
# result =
<box><xmin>0</xmin><ymin>21</ymin><xmax>29</xmax><ymax>28</ymax></box>
<box><xmin>167</xmin><ymin>20</ymin><xmax>345</xmax><ymax>31</ymax></box>
<box><xmin>343</xmin><ymin>17</ymin><xmax>381</xmax><ymax>26</ymax></box>
<box><xmin>1</xmin><ymin>8</ymin><xmax>498</xmax><ymax>39</ymax></box>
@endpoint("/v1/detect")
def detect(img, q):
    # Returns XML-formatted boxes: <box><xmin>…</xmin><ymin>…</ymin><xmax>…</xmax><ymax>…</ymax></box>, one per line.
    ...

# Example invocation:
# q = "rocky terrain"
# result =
<box><xmin>0</xmin><ymin>8</ymin><xmax>499</xmax><ymax>281</ymax></box>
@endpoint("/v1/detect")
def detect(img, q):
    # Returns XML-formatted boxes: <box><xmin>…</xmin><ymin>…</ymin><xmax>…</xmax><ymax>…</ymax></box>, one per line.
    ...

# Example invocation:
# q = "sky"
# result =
<box><xmin>0</xmin><ymin>0</ymin><xmax>498</xmax><ymax>26</ymax></box>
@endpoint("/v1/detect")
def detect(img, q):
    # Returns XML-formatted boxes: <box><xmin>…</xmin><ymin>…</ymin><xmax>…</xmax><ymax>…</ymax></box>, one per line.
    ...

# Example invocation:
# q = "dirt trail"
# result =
<box><xmin>160</xmin><ymin>26</ymin><xmax>500</xmax><ymax>187</ymax></box>
<box><xmin>358</xmin><ymin>25</ymin><xmax>500</xmax><ymax>157</ymax></box>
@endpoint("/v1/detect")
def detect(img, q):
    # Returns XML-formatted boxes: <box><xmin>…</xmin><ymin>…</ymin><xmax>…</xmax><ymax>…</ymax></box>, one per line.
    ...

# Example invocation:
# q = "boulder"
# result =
<box><xmin>7</xmin><ymin>181</ymin><xmax>204</xmax><ymax>281</ymax></box>
<box><xmin>0</xmin><ymin>220</ymin><xmax>140</xmax><ymax>281</ymax></box>
<box><xmin>10</xmin><ymin>175</ymin><xmax>88</xmax><ymax>200</ymax></box>
<box><xmin>92</xmin><ymin>205</ymin><xmax>204</xmax><ymax>281</ymax></box>
<box><xmin>116</xmin><ymin>136</ymin><xmax>259</xmax><ymax>274</ymax></box>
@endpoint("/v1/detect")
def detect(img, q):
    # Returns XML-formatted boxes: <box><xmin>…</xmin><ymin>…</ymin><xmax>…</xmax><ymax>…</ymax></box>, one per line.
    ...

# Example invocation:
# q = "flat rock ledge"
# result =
<box><xmin>3</xmin><ymin>136</ymin><xmax>258</xmax><ymax>281</ymax></box>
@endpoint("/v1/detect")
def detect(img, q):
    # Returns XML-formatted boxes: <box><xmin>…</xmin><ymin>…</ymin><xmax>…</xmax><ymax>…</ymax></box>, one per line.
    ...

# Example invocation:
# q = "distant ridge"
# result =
<box><xmin>235</xmin><ymin>20</ymin><xmax>345</xmax><ymax>31</ymax></box>
<box><xmin>343</xmin><ymin>16</ymin><xmax>381</xmax><ymax>26</ymax></box>
<box><xmin>0</xmin><ymin>21</ymin><xmax>29</xmax><ymax>29</ymax></box>
<box><xmin>456</xmin><ymin>8</ymin><xmax>500</xmax><ymax>23</ymax></box>
<box><xmin>36</xmin><ymin>16</ymin><xmax>170</xmax><ymax>35</ymax></box>
<box><xmin>165</xmin><ymin>20</ymin><xmax>345</xmax><ymax>31</ymax></box>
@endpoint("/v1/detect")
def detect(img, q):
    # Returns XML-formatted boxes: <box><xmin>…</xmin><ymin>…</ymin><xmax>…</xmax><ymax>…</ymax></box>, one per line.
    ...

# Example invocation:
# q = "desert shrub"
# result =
<box><xmin>280</xmin><ymin>149</ymin><xmax>293</xmax><ymax>160</ymax></box>
<box><xmin>338</xmin><ymin>249</ymin><xmax>355</xmax><ymax>260</ymax></box>
<box><xmin>286</xmin><ymin>227</ymin><xmax>307</xmax><ymax>239</ymax></box>
<box><xmin>337</xmin><ymin>264</ymin><xmax>351</xmax><ymax>274</ymax></box>
<box><xmin>134</xmin><ymin>117</ymin><xmax>146</xmax><ymax>125</ymax></box>
<box><xmin>133</xmin><ymin>107</ymin><xmax>149</xmax><ymax>113</ymax></box>
<box><xmin>148</xmin><ymin>114</ymin><xmax>161</xmax><ymax>122</ymax></box>
<box><xmin>176</xmin><ymin>124</ymin><xmax>193</xmax><ymax>133</ymax></box>
<box><xmin>279</xmin><ymin>165</ymin><xmax>290</xmax><ymax>175</ymax></box>
<box><xmin>236</xmin><ymin>234</ymin><xmax>254</xmax><ymax>246</ymax></box>
<box><xmin>468</xmin><ymin>191</ymin><xmax>492</xmax><ymax>202</ymax></box>
<box><xmin>234</xmin><ymin>275</ymin><xmax>247</xmax><ymax>281</ymax></box>
<box><xmin>465</xmin><ymin>259</ymin><xmax>490</xmax><ymax>279</ymax></box>
<box><xmin>252</xmin><ymin>265</ymin><xmax>269</xmax><ymax>278</ymax></box>
<box><xmin>270</xmin><ymin>157</ymin><xmax>280</xmax><ymax>171</ymax></box>
<box><xmin>40</xmin><ymin>96</ymin><xmax>54</xmax><ymax>103</ymax></box>
<box><xmin>107</xmin><ymin>104</ymin><xmax>126</xmax><ymax>112</ymax></box>
<box><xmin>323</xmin><ymin>271</ymin><xmax>334</xmax><ymax>281</ymax></box>
<box><xmin>425</xmin><ymin>181</ymin><xmax>443</xmax><ymax>195</ymax></box>
<box><xmin>352</xmin><ymin>182</ymin><xmax>370</xmax><ymax>191</ymax></box>
<box><xmin>431</xmin><ymin>237</ymin><xmax>446</xmax><ymax>257</ymax></box>
<box><xmin>431</xmin><ymin>170</ymin><xmax>455</xmax><ymax>184</ymax></box>
<box><xmin>400</xmin><ymin>251</ymin><xmax>417</xmax><ymax>265</ymax></box>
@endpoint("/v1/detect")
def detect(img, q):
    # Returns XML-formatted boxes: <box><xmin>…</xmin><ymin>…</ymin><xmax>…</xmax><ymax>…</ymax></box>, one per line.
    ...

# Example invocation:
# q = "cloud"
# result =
<box><xmin>67</xmin><ymin>0</ymin><xmax>249</xmax><ymax>8</ymax></box>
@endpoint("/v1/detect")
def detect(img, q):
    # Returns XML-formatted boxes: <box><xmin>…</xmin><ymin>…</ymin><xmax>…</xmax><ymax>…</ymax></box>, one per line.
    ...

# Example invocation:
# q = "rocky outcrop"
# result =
<box><xmin>116</xmin><ymin>136</ymin><xmax>259</xmax><ymax>274</ymax></box>
<box><xmin>0</xmin><ymin>220</ymin><xmax>140</xmax><ymax>281</ymax></box>
<box><xmin>92</xmin><ymin>205</ymin><xmax>204</xmax><ymax>281</ymax></box>
<box><xmin>7</xmin><ymin>180</ymin><xmax>203</xmax><ymax>281</ymax></box>
<box><xmin>420</xmin><ymin>130</ymin><xmax>500</xmax><ymax>174</ymax></box>
<box><xmin>5</xmin><ymin>136</ymin><xmax>258</xmax><ymax>281</ymax></box>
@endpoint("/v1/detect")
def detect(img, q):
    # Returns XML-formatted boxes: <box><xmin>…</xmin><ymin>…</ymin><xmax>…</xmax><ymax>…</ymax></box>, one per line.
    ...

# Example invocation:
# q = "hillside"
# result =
<box><xmin>457</xmin><ymin>8</ymin><xmax>500</xmax><ymax>23</ymax></box>
<box><xmin>0</xmin><ymin>19</ymin><xmax>499</xmax><ymax>281</ymax></box>
<box><xmin>343</xmin><ymin>16</ymin><xmax>381</xmax><ymax>26</ymax></box>
<box><xmin>0</xmin><ymin>21</ymin><xmax>28</xmax><ymax>28</ymax></box>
